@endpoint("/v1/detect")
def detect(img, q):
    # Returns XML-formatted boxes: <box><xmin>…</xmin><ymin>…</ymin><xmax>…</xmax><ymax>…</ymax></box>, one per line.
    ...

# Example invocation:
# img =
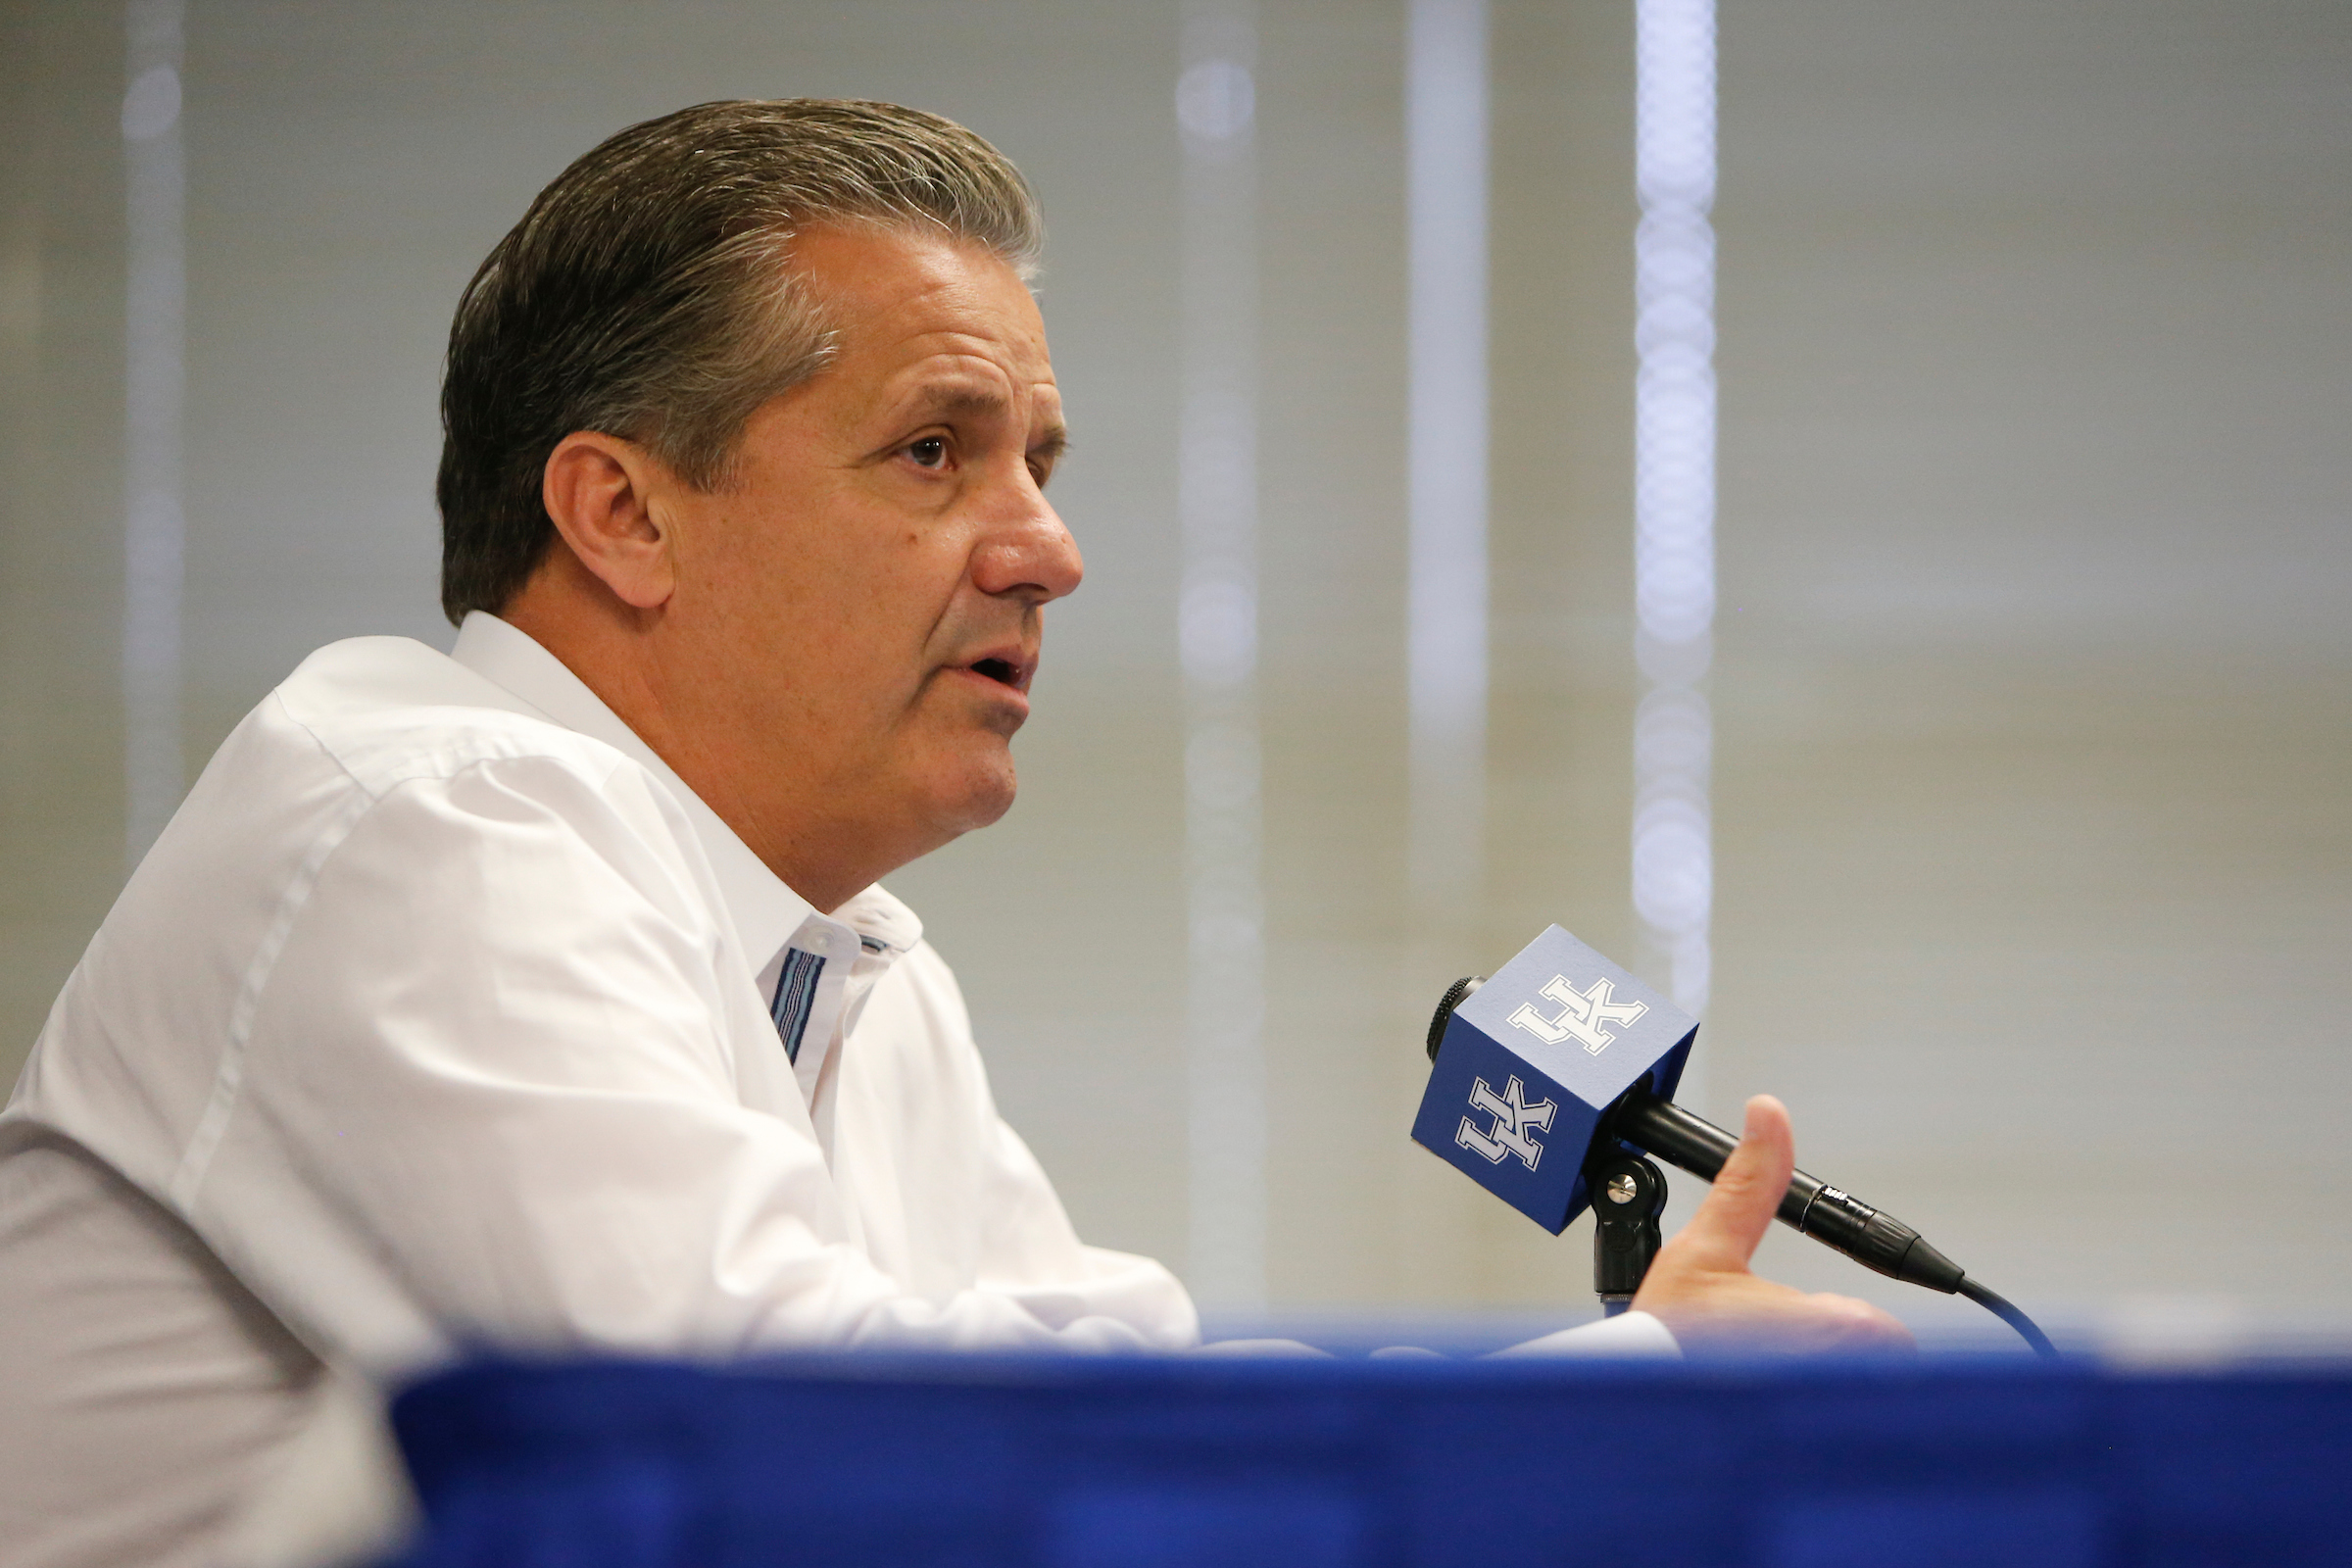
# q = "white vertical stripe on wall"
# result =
<box><xmin>1632</xmin><ymin>0</ymin><xmax>1717</xmax><ymax>1031</ymax></box>
<box><xmin>122</xmin><ymin>0</ymin><xmax>186</xmax><ymax>866</ymax></box>
<box><xmin>1404</xmin><ymin>0</ymin><xmax>1490</xmax><ymax>929</ymax></box>
<box><xmin>1177</xmin><ymin>0</ymin><xmax>1265</xmax><ymax>1311</ymax></box>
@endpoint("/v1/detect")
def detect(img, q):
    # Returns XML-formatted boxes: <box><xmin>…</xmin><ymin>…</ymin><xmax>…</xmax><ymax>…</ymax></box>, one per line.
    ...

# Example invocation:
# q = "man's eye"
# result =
<box><xmin>906</xmin><ymin>436</ymin><xmax>949</xmax><ymax>468</ymax></box>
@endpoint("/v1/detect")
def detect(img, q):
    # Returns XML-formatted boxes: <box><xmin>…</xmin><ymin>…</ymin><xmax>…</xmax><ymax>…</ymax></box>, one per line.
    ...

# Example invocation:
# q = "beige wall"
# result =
<box><xmin>2</xmin><ymin>2</ymin><xmax>127</xmax><ymax>1086</ymax></box>
<box><xmin>3</xmin><ymin>0</ymin><xmax>2347</xmax><ymax>1341</ymax></box>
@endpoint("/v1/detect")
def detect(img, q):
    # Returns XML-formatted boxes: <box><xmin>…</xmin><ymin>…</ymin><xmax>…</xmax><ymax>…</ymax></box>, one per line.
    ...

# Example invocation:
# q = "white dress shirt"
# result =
<box><xmin>0</xmin><ymin>614</ymin><xmax>1669</xmax><ymax>1568</ymax></box>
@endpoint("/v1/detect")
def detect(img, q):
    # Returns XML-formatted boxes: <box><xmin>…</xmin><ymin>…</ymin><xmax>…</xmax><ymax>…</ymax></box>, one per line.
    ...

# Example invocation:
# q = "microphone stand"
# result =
<box><xmin>1584</xmin><ymin>1147</ymin><xmax>1667</xmax><ymax>1315</ymax></box>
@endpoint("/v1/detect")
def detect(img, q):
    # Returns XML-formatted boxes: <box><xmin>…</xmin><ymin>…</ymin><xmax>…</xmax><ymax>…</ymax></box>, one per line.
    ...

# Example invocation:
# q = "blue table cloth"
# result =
<box><xmin>386</xmin><ymin>1351</ymin><xmax>2352</xmax><ymax>1567</ymax></box>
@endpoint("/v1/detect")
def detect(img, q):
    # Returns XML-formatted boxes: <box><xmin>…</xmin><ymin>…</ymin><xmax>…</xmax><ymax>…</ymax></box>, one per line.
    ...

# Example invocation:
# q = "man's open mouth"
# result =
<box><xmin>970</xmin><ymin>658</ymin><xmax>1023</xmax><ymax>689</ymax></box>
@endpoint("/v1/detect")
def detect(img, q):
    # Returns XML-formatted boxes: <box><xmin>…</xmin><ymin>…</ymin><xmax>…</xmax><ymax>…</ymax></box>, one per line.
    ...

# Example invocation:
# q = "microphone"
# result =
<box><xmin>1411</xmin><ymin>925</ymin><xmax>2055</xmax><ymax>1355</ymax></box>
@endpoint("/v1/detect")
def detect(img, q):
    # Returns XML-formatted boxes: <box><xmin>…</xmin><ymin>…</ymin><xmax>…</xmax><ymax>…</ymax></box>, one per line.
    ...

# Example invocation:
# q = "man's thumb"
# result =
<box><xmin>1679</xmin><ymin>1094</ymin><xmax>1796</xmax><ymax>1269</ymax></box>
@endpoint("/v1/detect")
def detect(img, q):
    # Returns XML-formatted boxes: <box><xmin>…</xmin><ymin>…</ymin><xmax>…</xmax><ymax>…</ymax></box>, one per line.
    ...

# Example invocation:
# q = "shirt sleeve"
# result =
<box><xmin>1490</xmin><ymin>1310</ymin><xmax>1682</xmax><ymax>1359</ymax></box>
<box><xmin>972</xmin><ymin>1114</ymin><xmax>1200</xmax><ymax>1346</ymax></box>
<box><xmin>841</xmin><ymin>941</ymin><xmax>1200</xmax><ymax>1349</ymax></box>
<box><xmin>182</xmin><ymin>749</ymin><xmax>1192</xmax><ymax>1377</ymax></box>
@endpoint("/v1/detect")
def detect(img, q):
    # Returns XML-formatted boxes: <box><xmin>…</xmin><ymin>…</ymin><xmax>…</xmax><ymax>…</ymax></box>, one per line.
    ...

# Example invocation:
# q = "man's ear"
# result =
<box><xmin>541</xmin><ymin>431</ymin><xmax>677</xmax><ymax>612</ymax></box>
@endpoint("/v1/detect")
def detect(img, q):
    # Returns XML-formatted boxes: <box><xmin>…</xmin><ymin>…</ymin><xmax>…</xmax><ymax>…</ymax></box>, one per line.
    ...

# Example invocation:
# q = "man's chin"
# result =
<box><xmin>925</xmin><ymin>755</ymin><xmax>1020</xmax><ymax>839</ymax></box>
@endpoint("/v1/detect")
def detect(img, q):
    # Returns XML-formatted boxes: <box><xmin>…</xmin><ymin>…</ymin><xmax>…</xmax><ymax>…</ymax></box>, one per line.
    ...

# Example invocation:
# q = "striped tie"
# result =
<box><xmin>768</xmin><ymin>948</ymin><xmax>826</xmax><ymax>1064</ymax></box>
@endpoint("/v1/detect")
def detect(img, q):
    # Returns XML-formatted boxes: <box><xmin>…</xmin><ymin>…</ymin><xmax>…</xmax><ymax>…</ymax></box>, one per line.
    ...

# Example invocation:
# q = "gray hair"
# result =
<box><xmin>436</xmin><ymin>98</ymin><xmax>1043</xmax><ymax>623</ymax></box>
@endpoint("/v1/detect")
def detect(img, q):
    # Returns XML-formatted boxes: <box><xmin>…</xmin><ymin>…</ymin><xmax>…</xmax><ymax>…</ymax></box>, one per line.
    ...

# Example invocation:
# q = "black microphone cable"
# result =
<box><xmin>1956</xmin><ymin>1278</ymin><xmax>2058</xmax><ymax>1359</ymax></box>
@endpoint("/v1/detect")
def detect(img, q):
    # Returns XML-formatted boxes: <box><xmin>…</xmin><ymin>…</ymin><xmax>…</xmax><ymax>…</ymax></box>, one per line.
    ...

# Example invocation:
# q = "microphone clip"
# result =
<box><xmin>1584</xmin><ymin>1147</ymin><xmax>1667</xmax><ymax>1315</ymax></box>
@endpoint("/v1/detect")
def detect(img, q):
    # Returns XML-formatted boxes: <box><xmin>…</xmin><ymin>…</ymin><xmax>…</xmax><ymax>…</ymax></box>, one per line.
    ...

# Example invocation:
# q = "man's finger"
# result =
<box><xmin>1678</xmin><ymin>1094</ymin><xmax>1796</xmax><ymax>1269</ymax></box>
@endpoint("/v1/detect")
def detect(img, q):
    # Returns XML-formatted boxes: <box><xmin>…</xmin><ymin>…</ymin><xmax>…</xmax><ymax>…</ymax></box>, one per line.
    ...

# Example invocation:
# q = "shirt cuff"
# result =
<box><xmin>1487</xmin><ymin>1309</ymin><xmax>1682</xmax><ymax>1360</ymax></box>
<box><xmin>1184</xmin><ymin>1338</ymin><xmax>1336</xmax><ymax>1358</ymax></box>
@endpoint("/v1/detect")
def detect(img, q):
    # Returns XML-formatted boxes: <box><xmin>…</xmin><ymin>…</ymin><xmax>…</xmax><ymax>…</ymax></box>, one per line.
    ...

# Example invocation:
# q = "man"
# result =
<box><xmin>0</xmin><ymin>100</ymin><xmax>1901</xmax><ymax>1567</ymax></box>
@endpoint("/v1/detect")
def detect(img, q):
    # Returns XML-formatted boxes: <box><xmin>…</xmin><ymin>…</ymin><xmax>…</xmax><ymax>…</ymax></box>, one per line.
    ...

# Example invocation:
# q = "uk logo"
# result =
<box><xmin>1507</xmin><ymin>974</ymin><xmax>1648</xmax><ymax>1055</ymax></box>
<box><xmin>1456</xmin><ymin>1075</ymin><xmax>1557</xmax><ymax>1171</ymax></box>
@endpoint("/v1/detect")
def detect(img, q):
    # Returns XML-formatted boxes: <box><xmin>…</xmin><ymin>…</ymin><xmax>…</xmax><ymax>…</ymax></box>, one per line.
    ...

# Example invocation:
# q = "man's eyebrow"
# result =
<box><xmin>904</xmin><ymin>384</ymin><xmax>1011</xmax><ymax>421</ymax></box>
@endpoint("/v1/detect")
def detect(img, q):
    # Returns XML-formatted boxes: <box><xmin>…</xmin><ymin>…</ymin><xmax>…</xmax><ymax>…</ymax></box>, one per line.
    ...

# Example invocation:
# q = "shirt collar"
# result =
<box><xmin>830</xmin><ymin>883</ymin><xmax>924</xmax><ymax>957</ymax></box>
<box><xmin>446</xmin><ymin>612</ymin><xmax>930</xmax><ymax>972</ymax></box>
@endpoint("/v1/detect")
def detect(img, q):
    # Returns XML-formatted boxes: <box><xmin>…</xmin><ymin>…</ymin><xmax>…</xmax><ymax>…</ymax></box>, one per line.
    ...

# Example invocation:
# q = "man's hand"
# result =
<box><xmin>1630</xmin><ymin>1095</ymin><xmax>1915</xmax><ymax>1353</ymax></box>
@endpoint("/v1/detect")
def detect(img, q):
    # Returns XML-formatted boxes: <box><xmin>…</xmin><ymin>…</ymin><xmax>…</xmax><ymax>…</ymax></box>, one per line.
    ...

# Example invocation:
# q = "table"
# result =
<box><xmin>385</xmin><ymin>1350</ymin><xmax>2352</xmax><ymax>1567</ymax></box>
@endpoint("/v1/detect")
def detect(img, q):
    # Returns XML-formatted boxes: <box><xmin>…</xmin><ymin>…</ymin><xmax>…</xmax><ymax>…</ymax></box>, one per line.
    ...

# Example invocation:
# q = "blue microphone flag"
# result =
<box><xmin>1411</xmin><ymin>925</ymin><xmax>1696</xmax><ymax>1234</ymax></box>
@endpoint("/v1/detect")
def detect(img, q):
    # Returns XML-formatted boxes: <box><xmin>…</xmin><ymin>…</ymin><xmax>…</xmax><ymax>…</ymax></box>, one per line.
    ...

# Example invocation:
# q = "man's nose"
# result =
<box><xmin>971</xmin><ymin>480</ymin><xmax>1083</xmax><ymax>605</ymax></box>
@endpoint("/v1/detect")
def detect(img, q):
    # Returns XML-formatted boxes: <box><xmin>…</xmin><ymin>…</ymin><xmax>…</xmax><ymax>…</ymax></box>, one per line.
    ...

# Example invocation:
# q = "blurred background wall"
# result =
<box><xmin>3</xmin><ymin>0</ymin><xmax>2346</xmax><ymax>1345</ymax></box>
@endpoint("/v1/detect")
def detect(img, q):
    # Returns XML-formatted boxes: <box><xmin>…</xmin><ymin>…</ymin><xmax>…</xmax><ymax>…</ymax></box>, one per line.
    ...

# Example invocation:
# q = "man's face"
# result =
<box><xmin>653</xmin><ymin>222</ymin><xmax>1079</xmax><ymax>881</ymax></box>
